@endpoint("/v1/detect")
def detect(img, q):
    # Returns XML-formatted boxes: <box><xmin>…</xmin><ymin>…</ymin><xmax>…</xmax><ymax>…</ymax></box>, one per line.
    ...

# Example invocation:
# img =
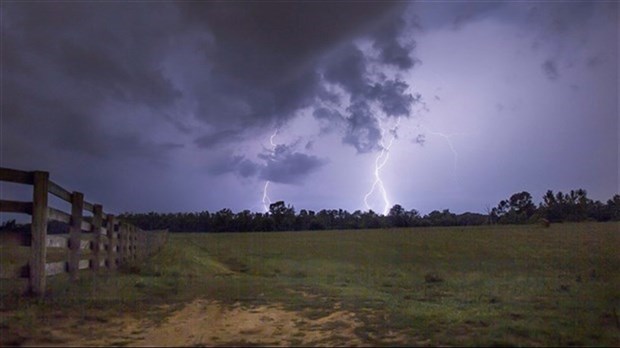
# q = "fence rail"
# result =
<box><xmin>0</xmin><ymin>167</ymin><xmax>168</xmax><ymax>296</ymax></box>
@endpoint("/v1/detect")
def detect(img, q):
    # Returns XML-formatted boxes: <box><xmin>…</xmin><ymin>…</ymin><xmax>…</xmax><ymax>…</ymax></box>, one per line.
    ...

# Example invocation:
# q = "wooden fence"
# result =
<box><xmin>0</xmin><ymin>167</ymin><xmax>168</xmax><ymax>296</ymax></box>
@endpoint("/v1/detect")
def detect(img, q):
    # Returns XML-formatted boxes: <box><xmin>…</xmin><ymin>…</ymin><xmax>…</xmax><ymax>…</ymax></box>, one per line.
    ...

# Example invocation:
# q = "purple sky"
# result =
<box><xmin>1</xmin><ymin>2</ymin><xmax>618</xmax><ymax>218</ymax></box>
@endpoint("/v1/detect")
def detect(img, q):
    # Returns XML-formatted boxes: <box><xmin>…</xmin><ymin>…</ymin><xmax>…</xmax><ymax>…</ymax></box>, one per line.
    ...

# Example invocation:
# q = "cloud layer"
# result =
<box><xmin>2</xmin><ymin>2</ymin><xmax>616</xmax><ymax>215</ymax></box>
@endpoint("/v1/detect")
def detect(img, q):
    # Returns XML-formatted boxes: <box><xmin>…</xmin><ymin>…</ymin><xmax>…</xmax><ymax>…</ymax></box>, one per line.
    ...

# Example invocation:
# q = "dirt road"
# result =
<box><xmin>18</xmin><ymin>299</ymin><xmax>385</xmax><ymax>346</ymax></box>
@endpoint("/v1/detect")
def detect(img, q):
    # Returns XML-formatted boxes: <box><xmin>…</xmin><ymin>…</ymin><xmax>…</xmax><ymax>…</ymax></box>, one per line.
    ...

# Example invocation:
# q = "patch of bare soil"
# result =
<box><xmin>19</xmin><ymin>299</ymin><xmax>383</xmax><ymax>346</ymax></box>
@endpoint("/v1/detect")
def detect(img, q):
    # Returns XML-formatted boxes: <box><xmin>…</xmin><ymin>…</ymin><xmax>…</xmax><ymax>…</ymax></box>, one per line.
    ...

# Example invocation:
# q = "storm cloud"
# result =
<box><xmin>209</xmin><ymin>144</ymin><xmax>327</xmax><ymax>186</ymax></box>
<box><xmin>259</xmin><ymin>144</ymin><xmax>328</xmax><ymax>185</ymax></box>
<box><xmin>3</xmin><ymin>2</ymin><xmax>185</xmax><ymax>165</ymax></box>
<box><xmin>176</xmin><ymin>1</ymin><xmax>416</xmax><ymax>146</ymax></box>
<box><xmin>3</xmin><ymin>2</ymin><xmax>416</xmax><ymax>158</ymax></box>
<box><xmin>1</xmin><ymin>2</ymin><xmax>617</xmax><ymax>215</ymax></box>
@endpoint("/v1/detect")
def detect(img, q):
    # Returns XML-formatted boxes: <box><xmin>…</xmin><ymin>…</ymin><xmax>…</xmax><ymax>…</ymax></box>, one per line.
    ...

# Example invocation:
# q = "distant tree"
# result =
<box><xmin>607</xmin><ymin>194</ymin><xmax>620</xmax><ymax>221</ymax></box>
<box><xmin>491</xmin><ymin>200</ymin><xmax>510</xmax><ymax>223</ymax></box>
<box><xmin>541</xmin><ymin>189</ymin><xmax>596</xmax><ymax>222</ymax></box>
<box><xmin>295</xmin><ymin>209</ymin><xmax>311</xmax><ymax>231</ymax></box>
<box><xmin>406</xmin><ymin>209</ymin><xmax>421</xmax><ymax>226</ymax></box>
<box><xmin>234</xmin><ymin>210</ymin><xmax>254</xmax><ymax>232</ymax></box>
<box><xmin>542</xmin><ymin>190</ymin><xmax>563</xmax><ymax>222</ymax></box>
<box><xmin>0</xmin><ymin>219</ymin><xmax>17</xmax><ymax>231</ymax></box>
<box><xmin>586</xmin><ymin>200</ymin><xmax>611</xmax><ymax>222</ymax></box>
<box><xmin>256</xmin><ymin>213</ymin><xmax>275</xmax><ymax>231</ymax></box>
<box><xmin>485</xmin><ymin>204</ymin><xmax>494</xmax><ymax>224</ymax></box>
<box><xmin>424</xmin><ymin>209</ymin><xmax>457</xmax><ymax>226</ymax></box>
<box><xmin>493</xmin><ymin>191</ymin><xmax>536</xmax><ymax>224</ymax></box>
<box><xmin>456</xmin><ymin>212</ymin><xmax>488</xmax><ymax>226</ymax></box>
<box><xmin>509</xmin><ymin>191</ymin><xmax>536</xmax><ymax>217</ymax></box>
<box><xmin>570</xmin><ymin>189</ymin><xmax>591</xmax><ymax>221</ymax></box>
<box><xmin>362</xmin><ymin>210</ymin><xmax>381</xmax><ymax>229</ymax></box>
<box><xmin>269</xmin><ymin>201</ymin><xmax>295</xmax><ymax>231</ymax></box>
<box><xmin>213</xmin><ymin>208</ymin><xmax>234</xmax><ymax>232</ymax></box>
<box><xmin>197</xmin><ymin>211</ymin><xmax>212</xmax><ymax>232</ymax></box>
<box><xmin>388</xmin><ymin>204</ymin><xmax>408</xmax><ymax>227</ymax></box>
<box><xmin>345</xmin><ymin>210</ymin><xmax>363</xmax><ymax>229</ymax></box>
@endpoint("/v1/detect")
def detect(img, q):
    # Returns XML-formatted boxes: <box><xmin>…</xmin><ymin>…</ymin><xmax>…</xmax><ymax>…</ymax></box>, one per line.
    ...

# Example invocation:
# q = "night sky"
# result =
<box><xmin>1</xmin><ymin>2</ymin><xmax>618</xmax><ymax>217</ymax></box>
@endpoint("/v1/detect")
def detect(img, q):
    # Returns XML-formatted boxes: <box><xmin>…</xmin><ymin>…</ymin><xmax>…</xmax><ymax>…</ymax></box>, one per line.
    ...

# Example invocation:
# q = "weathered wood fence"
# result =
<box><xmin>0</xmin><ymin>167</ymin><xmax>168</xmax><ymax>296</ymax></box>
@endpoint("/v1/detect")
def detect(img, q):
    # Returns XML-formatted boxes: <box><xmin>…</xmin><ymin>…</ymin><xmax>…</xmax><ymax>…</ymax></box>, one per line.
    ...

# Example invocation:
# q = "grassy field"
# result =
<box><xmin>1</xmin><ymin>222</ymin><xmax>619</xmax><ymax>346</ymax></box>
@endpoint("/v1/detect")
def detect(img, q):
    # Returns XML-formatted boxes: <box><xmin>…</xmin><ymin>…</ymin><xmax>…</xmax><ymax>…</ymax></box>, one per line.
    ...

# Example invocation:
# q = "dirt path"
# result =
<box><xmin>20</xmin><ymin>299</ymin><xmax>375</xmax><ymax>346</ymax></box>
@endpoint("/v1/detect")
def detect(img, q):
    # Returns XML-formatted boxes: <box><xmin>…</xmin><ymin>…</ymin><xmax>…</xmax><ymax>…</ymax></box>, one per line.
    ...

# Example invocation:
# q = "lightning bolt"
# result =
<box><xmin>419</xmin><ymin>125</ymin><xmax>462</xmax><ymax>173</ymax></box>
<box><xmin>262</xmin><ymin>129</ymin><xmax>279</xmax><ymax>212</ymax></box>
<box><xmin>364</xmin><ymin>118</ymin><xmax>400</xmax><ymax>215</ymax></box>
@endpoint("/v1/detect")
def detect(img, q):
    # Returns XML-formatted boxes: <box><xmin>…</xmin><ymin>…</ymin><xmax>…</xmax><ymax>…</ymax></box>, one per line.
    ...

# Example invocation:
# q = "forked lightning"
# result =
<box><xmin>262</xmin><ymin>129</ymin><xmax>279</xmax><ymax>212</ymax></box>
<box><xmin>364</xmin><ymin>119</ymin><xmax>400</xmax><ymax>215</ymax></box>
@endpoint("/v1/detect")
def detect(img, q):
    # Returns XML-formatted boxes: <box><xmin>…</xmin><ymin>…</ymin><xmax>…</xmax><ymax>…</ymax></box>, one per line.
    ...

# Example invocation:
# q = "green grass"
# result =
<box><xmin>1</xmin><ymin>222</ymin><xmax>619</xmax><ymax>346</ymax></box>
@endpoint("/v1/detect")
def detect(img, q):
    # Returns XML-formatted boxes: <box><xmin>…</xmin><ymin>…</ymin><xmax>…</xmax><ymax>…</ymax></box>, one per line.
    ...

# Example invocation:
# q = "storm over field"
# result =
<box><xmin>1</xmin><ymin>2</ymin><xmax>618</xmax><ymax>215</ymax></box>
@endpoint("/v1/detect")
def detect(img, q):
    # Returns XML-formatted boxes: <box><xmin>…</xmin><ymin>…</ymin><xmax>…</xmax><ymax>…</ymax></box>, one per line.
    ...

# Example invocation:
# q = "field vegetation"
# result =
<box><xmin>1</xmin><ymin>222</ymin><xmax>619</xmax><ymax>346</ymax></box>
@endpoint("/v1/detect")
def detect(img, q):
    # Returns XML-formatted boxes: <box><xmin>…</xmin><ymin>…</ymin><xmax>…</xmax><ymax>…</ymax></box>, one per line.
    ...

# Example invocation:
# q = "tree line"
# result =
<box><xmin>1</xmin><ymin>189</ymin><xmax>618</xmax><ymax>234</ymax></box>
<box><xmin>116</xmin><ymin>188</ymin><xmax>619</xmax><ymax>233</ymax></box>
<box><xmin>490</xmin><ymin>189</ymin><xmax>620</xmax><ymax>224</ymax></box>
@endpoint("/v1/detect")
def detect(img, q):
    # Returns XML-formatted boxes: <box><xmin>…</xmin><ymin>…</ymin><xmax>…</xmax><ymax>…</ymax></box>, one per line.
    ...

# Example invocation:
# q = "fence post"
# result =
<box><xmin>136</xmin><ymin>229</ymin><xmax>141</xmax><ymax>261</ymax></box>
<box><xmin>134</xmin><ymin>228</ymin><xmax>139</xmax><ymax>261</ymax></box>
<box><xmin>127</xmin><ymin>225</ymin><xmax>131</xmax><ymax>262</ymax></box>
<box><xmin>107</xmin><ymin>214</ymin><xmax>117</xmax><ymax>269</ymax></box>
<box><xmin>127</xmin><ymin>225</ymin><xmax>133</xmax><ymax>262</ymax></box>
<box><xmin>91</xmin><ymin>204</ymin><xmax>103</xmax><ymax>271</ymax></box>
<box><xmin>68</xmin><ymin>192</ymin><xmax>83</xmax><ymax>281</ymax></box>
<box><xmin>140</xmin><ymin>230</ymin><xmax>146</xmax><ymax>260</ymax></box>
<box><xmin>125</xmin><ymin>224</ymin><xmax>130</xmax><ymax>263</ymax></box>
<box><xmin>133</xmin><ymin>227</ymin><xmax>138</xmax><ymax>261</ymax></box>
<box><xmin>129</xmin><ymin>226</ymin><xmax>134</xmax><ymax>261</ymax></box>
<box><xmin>30</xmin><ymin>171</ymin><xmax>49</xmax><ymax>297</ymax></box>
<box><xmin>118</xmin><ymin>223</ymin><xmax>126</xmax><ymax>266</ymax></box>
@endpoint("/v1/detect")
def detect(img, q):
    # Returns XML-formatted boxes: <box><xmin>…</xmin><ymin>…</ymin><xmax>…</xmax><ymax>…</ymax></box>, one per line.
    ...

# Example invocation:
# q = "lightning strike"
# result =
<box><xmin>262</xmin><ymin>181</ymin><xmax>272</xmax><ymax>212</ymax></box>
<box><xmin>262</xmin><ymin>129</ymin><xmax>279</xmax><ymax>212</ymax></box>
<box><xmin>364</xmin><ymin>119</ymin><xmax>400</xmax><ymax>215</ymax></box>
<box><xmin>420</xmin><ymin>125</ymin><xmax>460</xmax><ymax>172</ymax></box>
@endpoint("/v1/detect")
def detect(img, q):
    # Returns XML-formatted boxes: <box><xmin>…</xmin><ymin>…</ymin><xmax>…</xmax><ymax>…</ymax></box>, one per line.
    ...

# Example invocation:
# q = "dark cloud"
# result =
<box><xmin>368</xmin><ymin>80</ymin><xmax>420</xmax><ymax>117</ymax></box>
<box><xmin>1</xmin><ymin>0</ymin><xmax>424</xmax><ymax>219</ymax></box>
<box><xmin>409</xmin><ymin>2</ymin><xmax>503</xmax><ymax>31</ymax></box>
<box><xmin>259</xmin><ymin>145</ymin><xmax>328</xmax><ymax>185</ymax></box>
<box><xmin>586</xmin><ymin>56</ymin><xmax>603</xmax><ymax>69</ymax></box>
<box><xmin>372</xmin><ymin>17</ymin><xmax>417</xmax><ymax>69</ymax></box>
<box><xmin>322</xmin><ymin>44</ymin><xmax>368</xmax><ymax>96</ymax></box>
<box><xmin>313</xmin><ymin>107</ymin><xmax>342</xmax><ymax>122</ymax></box>
<box><xmin>312</xmin><ymin>107</ymin><xmax>345</xmax><ymax>135</ymax></box>
<box><xmin>181</xmin><ymin>2</ymin><xmax>419</xmax><ymax>152</ymax></box>
<box><xmin>4</xmin><ymin>1</ymin><xmax>420</xmax><ymax>159</ymax></box>
<box><xmin>180</xmin><ymin>2</ymin><xmax>405</xmax><ymax>80</ymax></box>
<box><xmin>413</xmin><ymin>134</ymin><xmax>426</xmax><ymax>146</ymax></box>
<box><xmin>317</xmin><ymin>41</ymin><xmax>420</xmax><ymax>153</ymax></box>
<box><xmin>3</xmin><ymin>2</ymin><xmax>185</xmax><ymax>162</ymax></box>
<box><xmin>209</xmin><ymin>142</ymin><xmax>327</xmax><ymax>186</ymax></box>
<box><xmin>320</xmin><ymin>75</ymin><xmax>419</xmax><ymax>153</ymax></box>
<box><xmin>176</xmin><ymin>2</ymin><xmax>409</xmax><ymax>135</ymax></box>
<box><xmin>542</xmin><ymin>59</ymin><xmax>560</xmax><ymax>80</ymax></box>
<box><xmin>3</xmin><ymin>79</ymin><xmax>182</xmax><ymax>163</ymax></box>
<box><xmin>207</xmin><ymin>155</ymin><xmax>259</xmax><ymax>178</ymax></box>
<box><xmin>56</xmin><ymin>41</ymin><xmax>181</xmax><ymax>108</ymax></box>
<box><xmin>342</xmin><ymin>102</ymin><xmax>382</xmax><ymax>153</ymax></box>
<box><xmin>5</xmin><ymin>3</ymin><xmax>182</xmax><ymax>108</ymax></box>
<box><xmin>1</xmin><ymin>1</ymin><xmax>616</xmax><ymax>216</ymax></box>
<box><xmin>451</xmin><ymin>3</ymin><xmax>503</xmax><ymax>30</ymax></box>
<box><xmin>195</xmin><ymin>129</ymin><xmax>244</xmax><ymax>149</ymax></box>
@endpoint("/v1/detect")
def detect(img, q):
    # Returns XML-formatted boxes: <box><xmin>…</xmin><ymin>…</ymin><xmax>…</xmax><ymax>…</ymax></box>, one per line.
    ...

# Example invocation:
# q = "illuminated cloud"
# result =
<box><xmin>2</xmin><ymin>2</ymin><xmax>616</xmax><ymax>214</ymax></box>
